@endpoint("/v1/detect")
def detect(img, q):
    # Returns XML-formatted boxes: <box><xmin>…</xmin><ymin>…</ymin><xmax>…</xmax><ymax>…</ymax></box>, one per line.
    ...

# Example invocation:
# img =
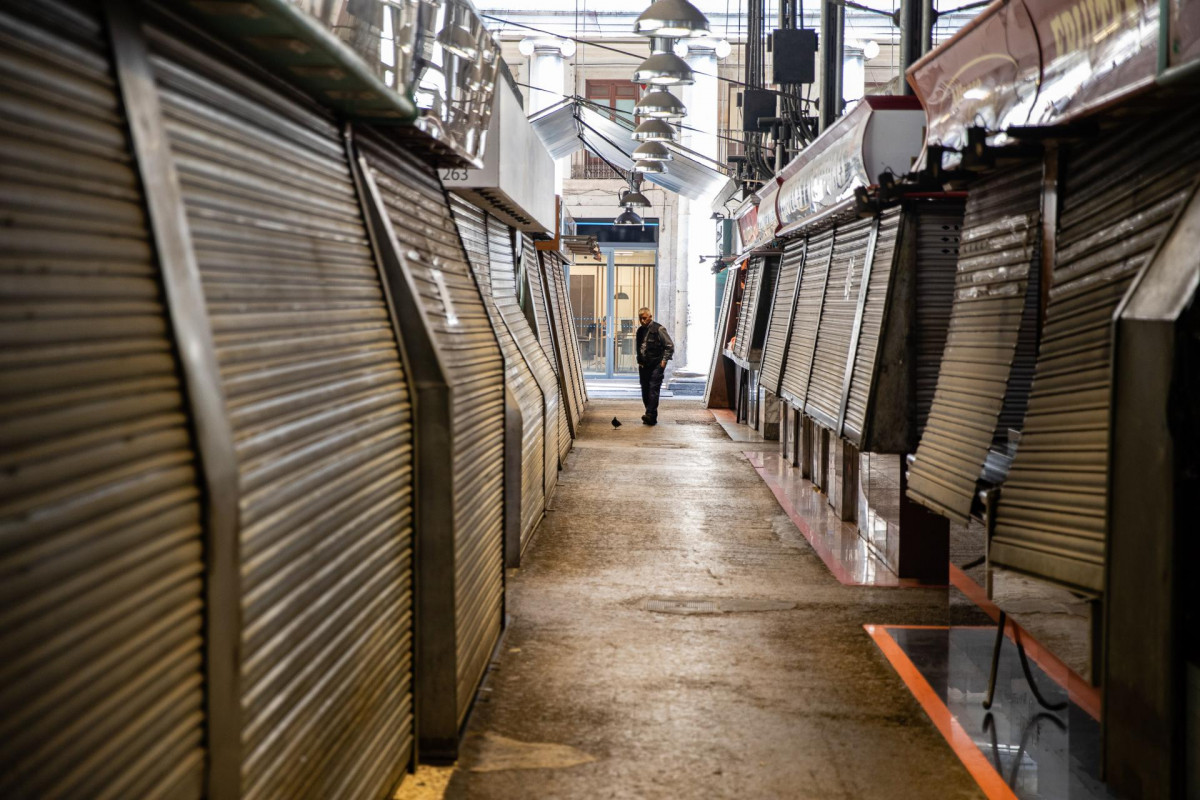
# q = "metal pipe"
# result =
<box><xmin>898</xmin><ymin>0</ymin><xmax>923</xmax><ymax>94</ymax></box>
<box><xmin>920</xmin><ymin>0</ymin><xmax>935</xmax><ymax>54</ymax></box>
<box><xmin>819</xmin><ymin>0</ymin><xmax>843</xmax><ymax>130</ymax></box>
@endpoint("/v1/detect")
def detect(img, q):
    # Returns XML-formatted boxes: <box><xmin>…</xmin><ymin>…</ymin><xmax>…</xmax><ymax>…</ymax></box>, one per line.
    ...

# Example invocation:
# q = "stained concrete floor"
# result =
<box><xmin>402</xmin><ymin>398</ymin><xmax>994</xmax><ymax>799</ymax></box>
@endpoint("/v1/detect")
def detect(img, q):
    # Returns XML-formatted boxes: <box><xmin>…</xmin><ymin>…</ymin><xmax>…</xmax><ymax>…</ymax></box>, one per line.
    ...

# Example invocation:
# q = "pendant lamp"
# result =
<box><xmin>634</xmin><ymin>0</ymin><xmax>711</xmax><ymax>38</ymax></box>
<box><xmin>634</xmin><ymin>90</ymin><xmax>686</xmax><ymax>119</ymax></box>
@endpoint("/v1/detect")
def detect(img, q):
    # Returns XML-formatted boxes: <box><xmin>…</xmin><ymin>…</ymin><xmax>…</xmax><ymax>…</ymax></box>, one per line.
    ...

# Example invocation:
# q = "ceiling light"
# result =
<box><xmin>614</xmin><ymin>205</ymin><xmax>645</xmax><ymax>226</ymax></box>
<box><xmin>632</xmin><ymin>140</ymin><xmax>672</xmax><ymax>162</ymax></box>
<box><xmin>634</xmin><ymin>90</ymin><xmax>686</xmax><ymax>119</ymax></box>
<box><xmin>634</xmin><ymin>160</ymin><xmax>666</xmax><ymax>174</ymax></box>
<box><xmin>619</xmin><ymin>188</ymin><xmax>652</xmax><ymax>207</ymax></box>
<box><xmin>633</xmin><ymin>119</ymin><xmax>676</xmax><ymax>142</ymax></box>
<box><xmin>634</xmin><ymin>52</ymin><xmax>695</xmax><ymax>86</ymax></box>
<box><xmin>436</xmin><ymin>24</ymin><xmax>477</xmax><ymax>60</ymax></box>
<box><xmin>634</xmin><ymin>0</ymin><xmax>711</xmax><ymax>38</ymax></box>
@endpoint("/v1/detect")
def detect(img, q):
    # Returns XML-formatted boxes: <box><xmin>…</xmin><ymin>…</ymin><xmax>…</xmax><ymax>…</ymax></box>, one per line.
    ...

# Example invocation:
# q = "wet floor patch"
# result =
<box><xmin>467</xmin><ymin>733</ymin><xmax>597</xmax><ymax>773</ymax></box>
<box><xmin>640</xmin><ymin>596</ymin><xmax>797</xmax><ymax>615</ymax></box>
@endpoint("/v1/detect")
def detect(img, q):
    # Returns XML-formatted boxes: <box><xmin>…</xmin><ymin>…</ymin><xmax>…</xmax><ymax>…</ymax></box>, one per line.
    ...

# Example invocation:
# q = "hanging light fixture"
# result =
<box><xmin>619</xmin><ymin>187</ymin><xmax>651</xmax><ymax>207</ymax></box>
<box><xmin>614</xmin><ymin>204</ymin><xmax>645</xmax><ymax>226</ymax></box>
<box><xmin>634</xmin><ymin>0</ymin><xmax>711</xmax><ymax>38</ymax></box>
<box><xmin>634</xmin><ymin>159</ymin><xmax>666</xmax><ymax>174</ymax></box>
<box><xmin>633</xmin><ymin>118</ymin><xmax>676</xmax><ymax>142</ymax></box>
<box><xmin>436</xmin><ymin>8</ymin><xmax>479</xmax><ymax>61</ymax></box>
<box><xmin>634</xmin><ymin>90</ymin><xmax>686</xmax><ymax>119</ymax></box>
<box><xmin>632</xmin><ymin>140</ymin><xmax>672</xmax><ymax>162</ymax></box>
<box><xmin>634</xmin><ymin>51</ymin><xmax>695</xmax><ymax>86</ymax></box>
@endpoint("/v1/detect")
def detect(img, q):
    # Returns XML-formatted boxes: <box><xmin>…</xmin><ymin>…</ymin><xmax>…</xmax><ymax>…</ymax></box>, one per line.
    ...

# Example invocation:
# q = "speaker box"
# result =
<box><xmin>741</xmin><ymin>88</ymin><xmax>776</xmax><ymax>133</ymax></box>
<box><xmin>772</xmin><ymin>29</ymin><xmax>818</xmax><ymax>84</ymax></box>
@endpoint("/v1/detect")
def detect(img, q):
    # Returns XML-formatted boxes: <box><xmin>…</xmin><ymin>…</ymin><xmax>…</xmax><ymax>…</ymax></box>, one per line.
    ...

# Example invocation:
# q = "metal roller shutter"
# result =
<box><xmin>146</xmin><ymin>12</ymin><xmax>419</xmax><ymax>796</ymax></box>
<box><xmin>733</xmin><ymin>257</ymin><xmax>762</xmax><ymax>361</ymax></box>
<box><xmin>992</xmin><ymin>109</ymin><xmax>1200</xmax><ymax>592</ymax></box>
<box><xmin>912</xmin><ymin>202</ymin><xmax>964</xmax><ymax>437</ymax></box>
<box><xmin>493</xmin><ymin>219</ymin><xmax>560</xmax><ymax>506</ymax></box>
<box><xmin>541</xmin><ymin>252</ymin><xmax>586</xmax><ymax>430</ymax></box>
<box><xmin>0</xmin><ymin>3</ymin><xmax>207</xmax><ymax>797</ymax></box>
<box><xmin>759</xmin><ymin>238</ymin><xmax>806</xmax><ymax>394</ymax></box>
<box><xmin>356</xmin><ymin>136</ymin><xmax>505</xmax><ymax>728</ymax></box>
<box><xmin>906</xmin><ymin>165</ymin><xmax>1044</xmax><ymax>520</ymax></box>
<box><xmin>842</xmin><ymin>209</ymin><xmax>901</xmax><ymax>443</ymax></box>
<box><xmin>451</xmin><ymin>198</ymin><xmax>545</xmax><ymax>550</ymax></box>
<box><xmin>703</xmin><ymin>271</ymin><xmax>739</xmax><ymax>406</ymax></box>
<box><xmin>807</xmin><ymin>217</ymin><xmax>874</xmax><ymax>428</ymax></box>
<box><xmin>523</xmin><ymin>239</ymin><xmax>569</xmax><ymax>463</ymax></box>
<box><xmin>779</xmin><ymin>229</ymin><xmax>835</xmax><ymax>408</ymax></box>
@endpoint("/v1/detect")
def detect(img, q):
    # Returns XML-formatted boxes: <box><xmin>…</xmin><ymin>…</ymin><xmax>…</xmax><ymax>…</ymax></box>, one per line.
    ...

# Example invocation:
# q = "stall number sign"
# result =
<box><xmin>441</xmin><ymin>169</ymin><xmax>471</xmax><ymax>182</ymax></box>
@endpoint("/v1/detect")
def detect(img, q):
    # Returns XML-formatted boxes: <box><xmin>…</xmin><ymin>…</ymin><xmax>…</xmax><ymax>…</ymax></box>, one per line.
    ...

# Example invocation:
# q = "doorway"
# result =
<box><xmin>569</xmin><ymin>246</ymin><xmax>657</xmax><ymax>377</ymax></box>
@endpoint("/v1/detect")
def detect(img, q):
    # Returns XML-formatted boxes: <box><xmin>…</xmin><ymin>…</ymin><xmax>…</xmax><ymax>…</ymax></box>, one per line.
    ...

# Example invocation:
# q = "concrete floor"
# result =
<box><xmin>403</xmin><ymin>398</ymin><xmax>993</xmax><ymax>799</ymax></box>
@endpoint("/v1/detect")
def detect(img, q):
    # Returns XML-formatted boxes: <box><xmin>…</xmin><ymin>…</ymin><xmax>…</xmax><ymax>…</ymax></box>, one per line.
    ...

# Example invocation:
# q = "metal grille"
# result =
<box><xmin>992</xmin><ymin>109</ymin><xmax>1200</xmax><ymax>592</ymax></box>
<box><xmin>906</xmin><ymin>165</ymin><xmax>1044</xmax><ymax>521</ymax></box>
<box><xmin>733</xmin><ymin>257</ymin><xmax>762</xmax><ymax>362</ymax></box>
<box><xmin>912</xmin><ymin>203</ymin><xmax>964</xmax><ymax>437</ymax></box>
<box><xmin>492</xmin><ymin>220</ymin><xmax>560</xmax><ymax>514</ymax></box>
<box><xmin>779</xmin><ymin>229</ymin><xmax>835</xmax><ymax>406</ymax></box>
<box><xmin>806</xmin><ymin>218</ymin><xmax>874</xmax><ymax>428</ymax></box>
<box><xmin>147</xmin><ymin>11</ymin><xmax>418</xmax><ymax>797</ymax></box>
<box><xmin>451</xmin><ymin>198</ymin><xmax>545</xmax><ymax>549</ymax></box>
<box><xmin>524</xmin><ymin>238</ymin><xmax>570</xmax><ymax>463</ymax></box>
<box><xmin>358</xmin><ymin>137</ymin><xmax>505</xmax><ymax>726</ymax></box>
<box><xmin>843</xmin><ymin>209</ymin><xmax>902</xmax><ymax>443</ymax></box>
<box><xmin>0</xmin><ymin>3</ymin><xmax>207</xmax><ymax>797</ymax></box>
<box><xmin>759</xmin><ymin>238</ymin><xmax>806</xmax><ymax>394</ymax></box>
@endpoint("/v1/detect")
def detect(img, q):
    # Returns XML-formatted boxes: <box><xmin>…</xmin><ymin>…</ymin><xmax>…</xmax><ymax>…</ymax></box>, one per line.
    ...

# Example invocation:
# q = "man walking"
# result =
<box><xmin>635</xmin><ymin>307</ymin><xmax>674</xmax><ymax>425</ymax></box>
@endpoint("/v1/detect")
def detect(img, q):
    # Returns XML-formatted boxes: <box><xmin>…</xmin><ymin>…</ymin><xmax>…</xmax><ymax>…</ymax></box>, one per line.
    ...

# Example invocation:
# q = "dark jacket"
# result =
<box><xmin>636</xmin><ymin>320</ymin><xmax>674</xmax><ymax>367</ymax></box>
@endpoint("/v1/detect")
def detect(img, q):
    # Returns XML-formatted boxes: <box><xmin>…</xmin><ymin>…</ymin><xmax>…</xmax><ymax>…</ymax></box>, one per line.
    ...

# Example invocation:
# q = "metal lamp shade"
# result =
<box><xmin>633</xmin><ymin>119</ymin><xmax>676</xmax><ymax>142</ymax></box>
<box><xmin>634</xmin><ymin>90</ymin><xmax>686</xmax><ymax>119</ymax></box>
<box><xmin>634</xmin><ymin>52</ymin><xmax>695</xmax><ymax>86</ymax></box>
<box><xmin>436</xmin><ymin>24</ymin><xmax>478</xmax><ymax>60</ymax></box>
<box><xmin>619</xmin><ymin>189</ymin><xmax>652</xmax><ymax>207</ymax></box>
<box><xmin>632</xmin><ymin>140</ymin><xmax>672</xmax><ymax>162</ymax></box>
<box><xmin>634</xmin><ymin>0</ymin><xmax>711</xmax><ymax>37</ymax></box>
<box><xmin>614</xmin><ymin>206</ymin><xmax>645</xmax><ymax>226</ymax></box>
<box><xmin>634</xmin><ymin>159</ymin><xmax>667</xmax><ymax>174</ymax></box>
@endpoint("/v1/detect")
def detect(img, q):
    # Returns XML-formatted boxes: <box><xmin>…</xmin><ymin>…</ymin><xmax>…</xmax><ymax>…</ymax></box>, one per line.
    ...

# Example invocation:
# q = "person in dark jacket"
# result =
<box><xmin>635</xmin><ymin>307</ymin><xmax>674</xmax><ymax>425</ymax></box>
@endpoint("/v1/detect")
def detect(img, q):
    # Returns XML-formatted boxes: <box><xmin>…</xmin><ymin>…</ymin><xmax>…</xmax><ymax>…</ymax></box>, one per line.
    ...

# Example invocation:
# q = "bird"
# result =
<box><xmin>611</xmin><ymin>417</ymin><xmax>622</xmax><ymax>428</ymax></box>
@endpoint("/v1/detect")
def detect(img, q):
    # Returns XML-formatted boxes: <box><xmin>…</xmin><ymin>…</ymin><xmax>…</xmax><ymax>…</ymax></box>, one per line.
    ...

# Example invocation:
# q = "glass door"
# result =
<box><xmin>569</xmin><ymin>259</ymin><xmax>606</xmax><ymax>374</ymax></box>
<box><xmin>613</xmin><ymin>254</ymin><xmax>657</xmax><ymax>375</ymax></box>
<box><xmin>570</xmin><ymin>249</ymin><xmax>657</xmax><ymax>377</ymax></box>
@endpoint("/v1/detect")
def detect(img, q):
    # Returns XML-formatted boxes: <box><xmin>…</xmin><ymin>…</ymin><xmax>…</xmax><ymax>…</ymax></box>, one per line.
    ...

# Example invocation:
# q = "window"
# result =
<box><xmin>576</xmin><ymin>79</ymin><xmax>639</xmax><ymax>179</ymax></box>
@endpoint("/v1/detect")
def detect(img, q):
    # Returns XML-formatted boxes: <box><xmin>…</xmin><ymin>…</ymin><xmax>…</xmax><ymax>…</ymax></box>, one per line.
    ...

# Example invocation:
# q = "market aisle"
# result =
<box><xmin>423</xmin><ymin>398</ymin><xmax>987</xmax><ymax>799</ymax></box>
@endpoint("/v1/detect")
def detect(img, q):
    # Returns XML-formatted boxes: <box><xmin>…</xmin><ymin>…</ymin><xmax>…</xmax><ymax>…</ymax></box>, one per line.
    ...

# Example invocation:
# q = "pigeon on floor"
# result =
<box><xmin>611</xmin><ymin>417</ymin><xmax>622</xmax><ymax>428</ymax></box>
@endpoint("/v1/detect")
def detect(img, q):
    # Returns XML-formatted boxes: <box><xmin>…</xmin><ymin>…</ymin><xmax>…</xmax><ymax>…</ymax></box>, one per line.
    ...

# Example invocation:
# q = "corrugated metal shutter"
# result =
<box><xmin>912</xmin><ymin>202</ymin><xmax>964</xmax><ymax>437</ymax></box>
<box><xmin>146</xmin><ymin>12</ymin><xmax>419</xmax><ymax>797</ymax></box>
<box><xmin>356</xmin><ymin>136</ymin><xmax>504</xmax><ymax>727</ymax></box>
<box><xmin>759</xmin><ymin>238</ymin><xmax>806</xmax><ymax>394</ymax></box>
<box><xmin>807</xmin><ymin>217</ymin><xmax>873</xmax><ymax>428</ymax></box>
<box><xmin>843</xmin><ymin>209</ymin><xmax>901</xmax><ymax>443</ymax></box>
<box><xmin>493</xmin><ymin>219</ymin><xmax>560</xmax><ymax>507</ymax></box>
<box><xmin>779</xmin><ymin>229</ymin><xmax>835</xmax><ymax>407</ymax></box>
<box><xmin>541</xmin><ymin>252</ymin><xmax>586</xmax><ymax>430</ymax></box>
<box><xmin>703</xmin><ymin>270</ymin><xmax>739</xmax><ymax>406</ymax></box>
<box><xmin>992</xmin><ymin>109</ymin><xmax>1200</xmax><ymax>592</ymax></box>
<box><xmin>732</xmin><ymin>257</ymin><xmax>762</xmax><ymax>361</ymax></box>
<box><xmin>523</xmin><ymin>239</ymin><xmax>569</xmax><ymax>463</ymax></box>
<box><xmin>451</xmin><ymin>198</ymin><xmax>545</xmax><ymax>549</ymax></box>
<box><xmin>0</xmin><ymin>3</ymin><xmax>207</xmax><ymax>797</ymax></box>
<box><xmin>906</xmin><ymin>165</ymin><xmax>1044</xmax><ymax>520</ymax></box>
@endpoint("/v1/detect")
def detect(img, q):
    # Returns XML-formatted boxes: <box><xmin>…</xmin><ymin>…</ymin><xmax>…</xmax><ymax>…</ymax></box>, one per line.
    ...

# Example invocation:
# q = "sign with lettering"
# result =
<box><xmin>908</xmin><ymin>0</ymin><xmax>1041</xmax><ymax>168</ymax></box>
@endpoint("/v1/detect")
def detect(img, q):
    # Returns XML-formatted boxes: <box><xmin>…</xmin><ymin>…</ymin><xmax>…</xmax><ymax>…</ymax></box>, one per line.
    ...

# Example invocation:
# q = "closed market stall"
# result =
<box><xmin>522</xmin><ymin>237</ymin><xmax>570</xmax><ymax>463</ymax></box>
<box><xmin>451</xmin><ymin>196</ymin><xmax>546</xmax><ymax>562</ymax></box>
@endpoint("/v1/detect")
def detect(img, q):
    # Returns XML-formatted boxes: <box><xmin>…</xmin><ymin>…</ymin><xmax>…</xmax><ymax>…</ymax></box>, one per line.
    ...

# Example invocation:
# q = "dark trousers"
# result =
<box><xmin>639</xmin><ymin>363</ymin><xmax>664</xmax><ymax>420</ymax></box>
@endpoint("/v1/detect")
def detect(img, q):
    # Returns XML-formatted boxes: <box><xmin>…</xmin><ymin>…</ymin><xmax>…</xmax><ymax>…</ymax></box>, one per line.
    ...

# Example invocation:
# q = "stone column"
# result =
<box><xmin>679</xmin><ymin>41</ymin><xmax>721</xmax><ymax>375</ymax></box>
<box><xmin>521</xmin><ymin>37</ymin><xmax>572</xmax><ymax>195</ymax></box>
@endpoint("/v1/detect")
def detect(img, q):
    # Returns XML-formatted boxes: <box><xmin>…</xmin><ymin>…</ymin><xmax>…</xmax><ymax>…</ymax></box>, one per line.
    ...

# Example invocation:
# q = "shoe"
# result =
<box><xmin>646</xmin><ymin>418</ymin><xmax>657</xmax><ymax>426</ymax></box>
<box><xmin>641</xmin><ymin>414</ymin><xmax>651</xmax><ymax>424</ymax></box>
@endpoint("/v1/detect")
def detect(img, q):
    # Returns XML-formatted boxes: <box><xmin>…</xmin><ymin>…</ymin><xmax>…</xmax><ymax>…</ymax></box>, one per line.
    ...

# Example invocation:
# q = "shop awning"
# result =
<box><xmin>530</xmin><ymin>99</ymin><xmax>736</xmax><ymax>202</ymax></box>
